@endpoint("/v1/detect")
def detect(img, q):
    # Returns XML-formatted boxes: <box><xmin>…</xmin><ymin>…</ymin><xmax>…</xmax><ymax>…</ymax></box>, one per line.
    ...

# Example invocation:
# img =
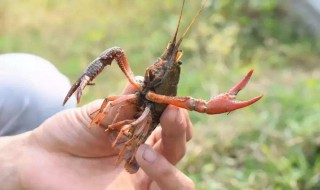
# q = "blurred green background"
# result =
<box><xmin>1</xmin><ymin>0</ymin><xmax>320</xmax><ymax>189</ymax></box>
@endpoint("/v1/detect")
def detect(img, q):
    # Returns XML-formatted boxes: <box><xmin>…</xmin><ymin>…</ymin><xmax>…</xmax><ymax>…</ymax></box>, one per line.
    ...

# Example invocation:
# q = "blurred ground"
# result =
<box><xmin>1</xmin><ymin>0</ymin><xmax>320</xmax><ymax>189</ymax></box>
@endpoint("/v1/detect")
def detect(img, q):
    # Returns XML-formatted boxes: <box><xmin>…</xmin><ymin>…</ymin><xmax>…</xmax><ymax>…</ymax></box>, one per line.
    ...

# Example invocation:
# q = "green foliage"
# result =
<box><xmin>1</xmin><ymin>0</ymin><xmax>319</xmax><ymax>189</ymax></box>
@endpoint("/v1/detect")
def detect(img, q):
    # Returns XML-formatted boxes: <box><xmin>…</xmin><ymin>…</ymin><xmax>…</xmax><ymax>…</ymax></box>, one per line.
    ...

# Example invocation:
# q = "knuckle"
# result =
<box><xmin>166</xmin><ymin>143</ymin><xmax>186</xmax><ymax>164</ymax></box>
<box><xmin>186</xmin><ymin>131</ymin><xmax>192</xmax><ymax>141</ymax></box>
<box><xmin>176</xmin><ymin>115</ymin><xmax>186</xmax><ymax>131</ymax></box>
<box><xmin>184</xmin><ymin>177</ymin><xmax>196</xmax><ymax>190</ymax></box>
<box><xmin>176</xmin><ymin>149</ymin><xmax>186</xmax><ymax>162</ymax></box>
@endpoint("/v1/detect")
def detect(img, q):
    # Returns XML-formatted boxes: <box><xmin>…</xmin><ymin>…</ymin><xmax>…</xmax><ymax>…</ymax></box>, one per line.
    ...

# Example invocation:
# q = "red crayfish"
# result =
<box><xmin>63</xmin><ymin>0</ymin><xmax>263</xmax><ymax>173</ymax></box>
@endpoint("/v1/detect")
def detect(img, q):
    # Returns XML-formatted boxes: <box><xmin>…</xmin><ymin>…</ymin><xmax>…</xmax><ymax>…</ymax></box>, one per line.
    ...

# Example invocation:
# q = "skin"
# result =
<box><xmin>0</xmin><ymin>82</ymin><xmax>194</xmax><ymax>190</ymax></box>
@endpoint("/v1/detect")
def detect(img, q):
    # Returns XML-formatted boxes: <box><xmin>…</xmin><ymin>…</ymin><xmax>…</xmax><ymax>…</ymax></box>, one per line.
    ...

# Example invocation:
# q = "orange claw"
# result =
<box><xmin>206</xmin><ymin>94</ymin><xmax>263</xmax><ymax>114</ymax></box>
<box><xmin>206</xmin><ymin>69</ymin><xmax>263</xmax><ymax>114</ymax></box>
<box><xmin>146</xmin><ymin>69</ymin><xmax>263</xmax><ymax>115</ymax></box>
<box><xmin>229</xmin><ymin>69</ymin><xmax>253</xmax><ymax>95</ymax></box>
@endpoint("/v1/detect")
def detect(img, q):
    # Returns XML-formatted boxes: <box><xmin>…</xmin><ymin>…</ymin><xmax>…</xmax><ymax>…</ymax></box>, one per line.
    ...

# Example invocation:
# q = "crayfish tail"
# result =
<box><xmin>124</xmin><ymin>159</ymin><xmax>140</xmax><ymax>174</ymax></box>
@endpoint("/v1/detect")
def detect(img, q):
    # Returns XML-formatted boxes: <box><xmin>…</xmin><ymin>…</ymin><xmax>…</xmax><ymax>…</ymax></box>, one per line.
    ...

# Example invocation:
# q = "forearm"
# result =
<box><xmin>0</xmin><ymin>133</ymin><xmax>29</xmax><ymax>190</ymax></box>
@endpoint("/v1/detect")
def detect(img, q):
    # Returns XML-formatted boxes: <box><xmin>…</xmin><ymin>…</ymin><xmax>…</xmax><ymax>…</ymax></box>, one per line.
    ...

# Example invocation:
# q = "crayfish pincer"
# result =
<box><xmin>63</xmin><ymin>0</ymin><xmax>263</xmax><ymax>173</ymax></box>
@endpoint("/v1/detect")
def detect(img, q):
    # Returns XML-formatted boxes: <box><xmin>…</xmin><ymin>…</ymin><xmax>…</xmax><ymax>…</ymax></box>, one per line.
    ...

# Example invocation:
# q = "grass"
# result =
<box><xmin>1</xmin><ymin>0</ymin><xmax>320</xmax><ymax>189</ymax></box>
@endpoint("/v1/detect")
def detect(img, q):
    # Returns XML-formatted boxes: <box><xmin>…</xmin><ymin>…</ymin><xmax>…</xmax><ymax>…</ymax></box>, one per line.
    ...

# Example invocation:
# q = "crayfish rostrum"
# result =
<box><xmin>63</xmin><ymin>0</ymin><xmax>263</xmax><ymax>173</ymax></box>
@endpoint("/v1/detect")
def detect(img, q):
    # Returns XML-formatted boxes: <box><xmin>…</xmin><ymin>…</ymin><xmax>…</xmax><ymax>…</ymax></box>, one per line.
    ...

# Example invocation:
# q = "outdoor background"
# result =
<box><xmin>1</xmin><ymin>0</ymin><xmax>320</xmax><ymax>189</ymax></box>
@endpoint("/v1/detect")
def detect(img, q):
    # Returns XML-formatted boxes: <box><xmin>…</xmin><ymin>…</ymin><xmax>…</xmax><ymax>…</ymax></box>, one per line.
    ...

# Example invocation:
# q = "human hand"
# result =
<box><xmin>0</xmin><ymin>82</ymin><xmax>194</xmax><ymax>190</ymax></box>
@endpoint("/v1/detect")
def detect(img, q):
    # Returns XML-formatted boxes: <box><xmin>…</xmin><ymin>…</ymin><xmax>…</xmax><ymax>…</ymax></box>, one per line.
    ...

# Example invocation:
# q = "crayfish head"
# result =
<box><xmin>160</xmin><ymin>41</ymin><xmax>183</xmax><ymax>66</ymax></box>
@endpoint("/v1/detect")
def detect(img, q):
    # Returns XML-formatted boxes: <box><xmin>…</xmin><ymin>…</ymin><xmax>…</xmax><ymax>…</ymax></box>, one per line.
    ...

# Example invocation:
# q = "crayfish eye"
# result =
<box><xmin>178</xmin><ymin>60</ymin><xmax>183</xmax><ymax>65</ymax></box>
<box><xmin>175</xmin><ymin>50</ymin><xmax>183</xmax><ymax>62</ymax></box>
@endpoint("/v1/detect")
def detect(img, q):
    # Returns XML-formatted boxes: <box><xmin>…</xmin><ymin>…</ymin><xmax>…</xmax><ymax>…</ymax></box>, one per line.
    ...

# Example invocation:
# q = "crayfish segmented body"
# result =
<box><xmin>63</xmin><ymin>0</ymin><xmax>262</xmax><ymax>173</ymax></box>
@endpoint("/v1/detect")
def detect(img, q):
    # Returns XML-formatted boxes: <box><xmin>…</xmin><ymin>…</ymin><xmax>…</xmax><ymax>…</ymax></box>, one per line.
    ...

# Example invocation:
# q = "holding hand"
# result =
<box><xmin>0</xmin><ymin>83</ymin><xmax>194</xmax><ymax>190</ymax></box>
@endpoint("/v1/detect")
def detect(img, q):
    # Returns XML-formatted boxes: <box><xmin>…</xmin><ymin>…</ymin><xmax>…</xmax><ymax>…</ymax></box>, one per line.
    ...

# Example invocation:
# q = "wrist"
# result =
<box><xmin>0</xmin><ymin>133</ymin><xmax>30</xmax><ymax>190</ymax></box>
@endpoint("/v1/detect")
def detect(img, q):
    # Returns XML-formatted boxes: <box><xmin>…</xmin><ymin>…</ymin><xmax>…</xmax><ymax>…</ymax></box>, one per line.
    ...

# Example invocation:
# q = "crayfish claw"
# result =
<box><xmin>206</xmin><ymin>69</ymin><xmax>262</xmax><ymax>114</ymax></box>
<box><xmin>63</xmin><ymin>74</ymin><xmax>91</xmax><ymax>105</ymax></box>
<box><xmin>63</xmin><ymin>80</ymin><xmax>80</xmax><ymax>106</ymax></box>
<box><xmin>206</xmin><ymin>93</ymin><xmax>263</xmax><ymax>114</ymax></box>
<box><xmin>229</xmin><ymin>69</ymin><xmax>253</xmax><ymax>95</ymax></box>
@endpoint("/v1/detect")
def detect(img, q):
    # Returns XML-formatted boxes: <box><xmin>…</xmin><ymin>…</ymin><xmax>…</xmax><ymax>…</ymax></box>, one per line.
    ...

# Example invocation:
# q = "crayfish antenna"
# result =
<box><xmin>172</xmin><ymin>0</ymin><xmax>185</xmax><ymax>44</ymax></box>
<box><xmin>175</xmin><ymin>0</ymin><xmax>208</xmax><ymax>49</ymax></box>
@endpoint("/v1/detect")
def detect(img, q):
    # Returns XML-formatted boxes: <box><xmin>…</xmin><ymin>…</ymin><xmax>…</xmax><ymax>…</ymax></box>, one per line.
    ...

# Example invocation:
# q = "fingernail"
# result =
<box><xmin>142</xmin><ymin>145</ymin><xmax>157</xmax><ymax>163</ymax></box>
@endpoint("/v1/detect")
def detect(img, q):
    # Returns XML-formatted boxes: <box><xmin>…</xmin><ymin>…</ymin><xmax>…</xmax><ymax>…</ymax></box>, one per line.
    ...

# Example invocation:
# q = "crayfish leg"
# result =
<box><xmin>89</xmin><ymin>95</ymin><xmax>122</xmax><ymax>125</ymax></box>
<box><xmin>90</xmin><ymin>94</ymin><xmax>138</xmax><ymax>128</ymax></box>
<box><xmin>110</xmin><ymin>106</ymin><xmax>152</xmax><ymax>173</ymax></box>
<box><xmin>106</xmin><ymin>120</ymin><xmax>134</xmax><ymax>132</ymax></box>
<box><xmin>111</xmin><ymin>106</ymin><xmax>151</xmax><ymax>147</ymax></box>
<box><xmin>110</xmin><ymin>103</ymin><xmax>135</xmax><ymax>125</ymax></box>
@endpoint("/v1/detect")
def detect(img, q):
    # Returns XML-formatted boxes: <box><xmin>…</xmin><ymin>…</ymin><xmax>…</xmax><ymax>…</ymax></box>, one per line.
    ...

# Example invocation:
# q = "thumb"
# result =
<box><xmin>31</xmin><ymin>100</ymin><xmax>116</xmax><ymax>156</ymax></box>
<box><xmin>135</xmin><ymin>144</ymin><xmax>195</xmax><ymax>190</ymax></box>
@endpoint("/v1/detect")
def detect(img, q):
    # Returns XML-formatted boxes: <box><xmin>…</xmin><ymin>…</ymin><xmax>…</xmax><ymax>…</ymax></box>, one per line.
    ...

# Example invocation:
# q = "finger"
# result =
<box><xmin>145</xmin><ymin>109</ymin><xmax>192</xmax><ymax>146</ymax></box>
<box><xmin>145</xmin><ymin>127</ymin><xmax>162</xmax><ymax>146</ymax></box>
<box><xmin>45</xmin><ymin>78</ymin><xmax>141</xmax><ymax>155</ymax></box>
<box><xmin>160</xmin><ymin>106</ymin><xmax>192</xmax><ymax>143</ymax></box>
<box><xmin>153</xmin><ymin>105</ymin><xmax>192</xmax><ymax>164</ymax></box>
<box><xmin>34</xmin><ymin>77</ymin><xmax>143</xmax><ymax>157</ymax></box>
<box><xmin>34</xmin><ymin>101</ymin><xmax>117</xmax><ymax>156</ymax></box>
<box><xmin>136</xmin><ymin>144</ymin><xmax>195</xmax><ymax>190</ymax></box>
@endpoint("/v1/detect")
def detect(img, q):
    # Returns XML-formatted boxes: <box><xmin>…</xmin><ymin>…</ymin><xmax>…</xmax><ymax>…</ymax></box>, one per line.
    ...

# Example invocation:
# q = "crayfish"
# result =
<box><xmin>63</xmin><ymin>0</ymin><xmax>262</xmax><ymax>173</ymax></box>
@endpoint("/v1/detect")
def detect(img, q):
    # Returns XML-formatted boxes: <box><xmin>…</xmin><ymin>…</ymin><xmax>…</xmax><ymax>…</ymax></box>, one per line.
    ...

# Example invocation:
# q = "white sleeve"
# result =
<box><xmin>0</xmin><ymin>53</ymin><xmax>77</xmax><ymax>136</ymax></box>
